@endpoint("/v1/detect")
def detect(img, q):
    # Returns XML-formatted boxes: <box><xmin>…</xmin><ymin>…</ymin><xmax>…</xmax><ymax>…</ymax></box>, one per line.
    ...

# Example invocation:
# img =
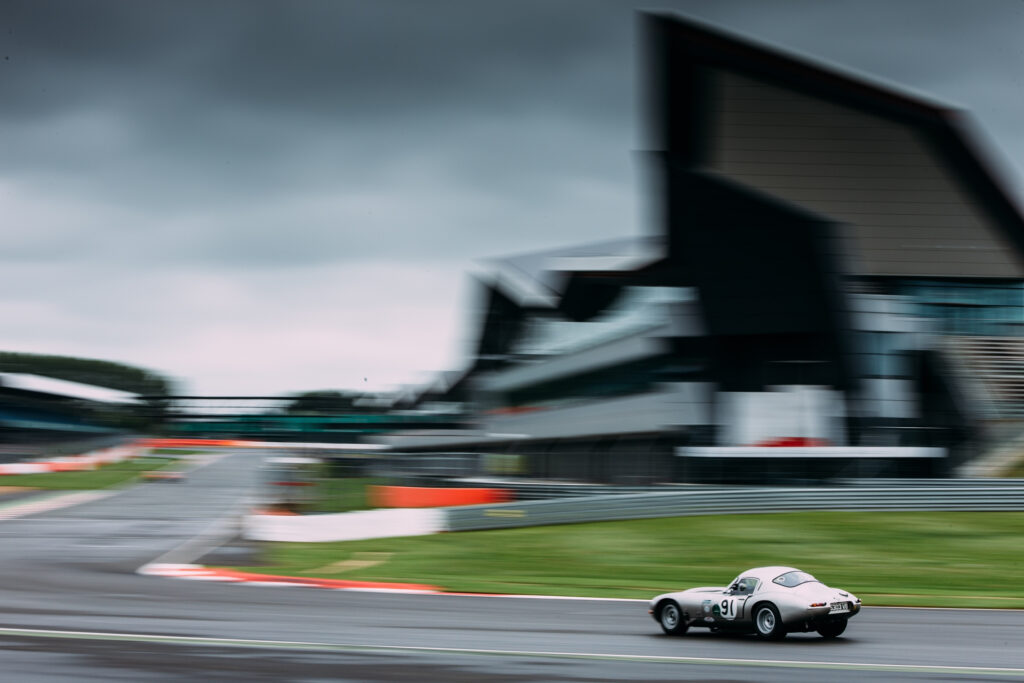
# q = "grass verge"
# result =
<box><xmin>229</xmin><ymin>511</ymin><xmax>1024</xmax><ymax>608</ymax></box>
<box><xmin>1005</xmin><ymin>460</ymin><xmax>1024</xmax><ymax>477</ymax></box>
<box><xmin>309</xmin><ymin>477</ymin><xmax>380</xmax><ymax>514</ymax></box>
<box><xmin>0</xmin><ymin>457</ymin><xmax>179</xmax><ymax>490</ymax></box>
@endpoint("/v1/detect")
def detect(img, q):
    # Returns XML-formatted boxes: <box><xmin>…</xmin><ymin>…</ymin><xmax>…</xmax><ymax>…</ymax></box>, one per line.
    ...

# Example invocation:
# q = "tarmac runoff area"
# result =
<box><xmin>0</xmin><ymin>448</ymin><xmax>228</xmax><ymax>522</ymax></box>
<box><xmin>0</xmin><ymin>490</ymin><xmax>117</xmax><ymax>521</ymax></box>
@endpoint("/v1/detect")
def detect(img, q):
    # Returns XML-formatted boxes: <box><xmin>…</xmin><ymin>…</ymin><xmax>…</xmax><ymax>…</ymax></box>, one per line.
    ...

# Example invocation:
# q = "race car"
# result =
<box><xmin>649</xmin><ymin>566</ymin><xmax>860</xmax><ymax>639</ymax></box>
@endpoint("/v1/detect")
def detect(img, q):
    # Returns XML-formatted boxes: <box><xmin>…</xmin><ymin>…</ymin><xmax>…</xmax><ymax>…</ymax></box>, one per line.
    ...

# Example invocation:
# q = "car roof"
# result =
<box><xmin>738</xmin><ymin>566</ymin><xmax>804</xmax><ymax>582</ymax></box>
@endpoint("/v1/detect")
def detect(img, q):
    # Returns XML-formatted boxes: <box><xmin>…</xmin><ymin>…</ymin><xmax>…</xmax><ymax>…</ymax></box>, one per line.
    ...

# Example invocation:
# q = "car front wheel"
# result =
<box><xmin>817</xmin><ymin>620</ymin><xmax>847</xmax><ymax>639</ymax></box>
<box><xmin>658</xmin><ymin>601</ymin><xmax>688</xmax><ymax>635</ymax></box>
<box><xmin>753</xmin><ymin>604</ymin><xmax>786</xmax><ymax>640</ymax></box>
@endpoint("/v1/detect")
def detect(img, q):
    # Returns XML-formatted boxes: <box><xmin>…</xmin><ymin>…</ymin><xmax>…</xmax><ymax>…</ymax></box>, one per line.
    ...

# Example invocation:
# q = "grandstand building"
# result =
<box><xmin>0</xmin><ymin>372</ymin><xmax>141</xmax><ymax>461</ymax></box>
<box><xmin>378</xmin><ymin>14</ymin><xmax>1024</xmax><ymax>483</ymax></box>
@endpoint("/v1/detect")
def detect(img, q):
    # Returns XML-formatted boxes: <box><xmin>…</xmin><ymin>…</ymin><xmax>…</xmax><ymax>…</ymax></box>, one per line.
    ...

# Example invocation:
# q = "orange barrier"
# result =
<box><xmin>369</xmin><ymin>485</ymin><xmax>513</xmax><ymax>508</ymax></box>
<box><xmin>48</xmin><ymin>460</ymin><xmax>95</xmax><ymax>472</ymax></box>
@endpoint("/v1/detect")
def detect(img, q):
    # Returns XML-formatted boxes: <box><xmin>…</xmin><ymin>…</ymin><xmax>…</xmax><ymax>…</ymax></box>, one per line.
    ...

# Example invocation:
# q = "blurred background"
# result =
<box><xmin>3</xmin><ymin>1</ymin><xmax>1024</xmax><ymax>490</ymax></box>
<box><xmin>3</xmin><ymin>3</ymin><xmax>1024</xmax><ymax>680</ymax></box>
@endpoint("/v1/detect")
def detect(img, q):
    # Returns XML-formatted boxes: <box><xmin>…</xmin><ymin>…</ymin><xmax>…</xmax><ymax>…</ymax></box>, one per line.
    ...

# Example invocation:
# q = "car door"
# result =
<box><xmin>713</xmin><ymin>577</ymin><xmax>758</xmax><ymax>624</ymax></box>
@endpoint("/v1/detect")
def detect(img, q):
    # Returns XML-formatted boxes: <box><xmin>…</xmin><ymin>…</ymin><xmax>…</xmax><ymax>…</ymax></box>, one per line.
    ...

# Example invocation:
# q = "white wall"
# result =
<box><xmin>717</xmin><ymin>386</ymin><xmax>847</xmax><ymax>445</ymax></box>
<box><xmin>245</xmin><ymin>508</ymin><xmax>446</xmax><ymax>543</ymax></box>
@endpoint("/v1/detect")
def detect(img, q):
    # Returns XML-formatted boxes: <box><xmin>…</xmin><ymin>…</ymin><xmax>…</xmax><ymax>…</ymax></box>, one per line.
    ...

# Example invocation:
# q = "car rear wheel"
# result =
<box><xmin>658</xmin><ymin>601</ymin><xmax>688</xmax><ymax>635</ymax></box>
<box><xmin>817</xmin><ymin>620</ymin><xmax>847</xmax><ymax>638</ymax></box>
<box><xmin>753</xmin><ymin>604</ymin><xmax>786</xmax><ymax>640</ymax></box>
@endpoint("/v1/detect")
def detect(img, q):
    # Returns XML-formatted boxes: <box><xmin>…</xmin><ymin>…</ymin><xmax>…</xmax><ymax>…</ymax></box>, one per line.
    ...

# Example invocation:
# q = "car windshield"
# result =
<box><xmin>772</xmin><ymin>570</ymin><xmax>819</xmax><ymax>587</ymax></box>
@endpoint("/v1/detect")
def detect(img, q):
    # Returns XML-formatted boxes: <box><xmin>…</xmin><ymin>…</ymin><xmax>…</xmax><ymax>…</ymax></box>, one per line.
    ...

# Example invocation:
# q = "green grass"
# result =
<box><xmin>0</xmin><ymin>457</ymin><xmax>179</xmax><ymax>490</ymax></box>
<box><xmin>230</xmin><ymin>511</ymin><xmax>1024</xmax><ymax>608</ymax></box>
<box><xmin>309</xmin><ymin>477</ymin><xmax>379</xmax><ymax>513</ymax></box>
<box><xmin>1005</xmin><ymin>460</ymin><xmax>1024</xmax><ymax>477</ymax></box>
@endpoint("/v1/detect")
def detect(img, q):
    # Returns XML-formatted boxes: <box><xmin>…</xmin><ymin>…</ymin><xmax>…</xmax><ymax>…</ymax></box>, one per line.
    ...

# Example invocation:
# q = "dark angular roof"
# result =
<box><xmin>644</xmin><ymin>13</ymin><xmax>1024</xmax><ymax>261</ymax></box>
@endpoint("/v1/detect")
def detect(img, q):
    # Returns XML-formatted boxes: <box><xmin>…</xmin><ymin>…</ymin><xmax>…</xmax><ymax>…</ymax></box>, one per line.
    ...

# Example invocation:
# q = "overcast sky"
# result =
<box><xmin>2</xmin><ymin>0</ymin><xmax>1022</xmax><ymax>396</ymax></box>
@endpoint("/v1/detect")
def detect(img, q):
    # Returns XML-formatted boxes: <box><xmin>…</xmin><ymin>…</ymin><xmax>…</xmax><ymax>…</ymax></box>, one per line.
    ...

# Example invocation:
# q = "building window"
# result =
<box><xmin>858</xmin><ymin>331</ymin><xmax>910</xmax><ymax>378</ymax></box>
<box><xmin>895</xmin><ymin>279</ymin><xmax>1024</xmax><ymax>336</ymax></box>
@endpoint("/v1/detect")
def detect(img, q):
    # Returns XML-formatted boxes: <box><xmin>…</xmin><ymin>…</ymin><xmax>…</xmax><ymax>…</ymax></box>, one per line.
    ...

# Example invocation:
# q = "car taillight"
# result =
<box><xmin>810</xmin><ymin>602</ymin><xmax>827</xmax><ymax>607</ymax></box>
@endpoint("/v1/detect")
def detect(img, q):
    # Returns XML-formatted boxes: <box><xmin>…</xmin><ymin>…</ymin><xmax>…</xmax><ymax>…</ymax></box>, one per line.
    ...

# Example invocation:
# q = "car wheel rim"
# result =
<box><xmin>662</xmin><ymin>605</ymin><xmax>679</xmax><ymax>628</ymax></box>
<box><xmin>757</xmin><ymin>609</ymin><xmax>775</xmax><ymax>633</ymax></box>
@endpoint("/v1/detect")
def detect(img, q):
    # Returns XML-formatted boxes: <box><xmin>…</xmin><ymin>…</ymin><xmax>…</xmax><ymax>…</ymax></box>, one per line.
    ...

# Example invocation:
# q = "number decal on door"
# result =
<box><xmin>720</xmin><ymin>598</ymin><xmax>738</xmax><ymax>620</ymax></box>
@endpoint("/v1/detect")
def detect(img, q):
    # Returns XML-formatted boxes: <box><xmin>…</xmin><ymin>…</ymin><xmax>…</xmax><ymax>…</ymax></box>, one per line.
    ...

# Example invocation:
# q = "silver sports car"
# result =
<box><xmin>649</xmin><ymin>566</ymin><xmax>860</xmax><ymax>639</ymax></box>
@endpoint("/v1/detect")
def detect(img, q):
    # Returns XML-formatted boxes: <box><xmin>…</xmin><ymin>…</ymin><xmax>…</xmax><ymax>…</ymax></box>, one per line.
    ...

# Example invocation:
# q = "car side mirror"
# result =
<box><xmin>729</xmin><ymin>583</ymin><xmax>739</xmax><ymax>592</ymax></box>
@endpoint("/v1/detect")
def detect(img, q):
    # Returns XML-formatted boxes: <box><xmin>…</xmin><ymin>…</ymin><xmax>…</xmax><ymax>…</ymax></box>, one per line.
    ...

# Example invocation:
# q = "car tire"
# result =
<box><xmin>817</xmin><ymin>621</ymin><xmax>847</xmax><ymax>639</ymax></box>
<box><xmin>753</xmin><ymin>604</ymin><xmax>786</xmax><ymax>640</ymax></box>
<box><xmin>658</xmin><ymin>601</ymin><xmax>688</xmax><ymax>636</ymax></box>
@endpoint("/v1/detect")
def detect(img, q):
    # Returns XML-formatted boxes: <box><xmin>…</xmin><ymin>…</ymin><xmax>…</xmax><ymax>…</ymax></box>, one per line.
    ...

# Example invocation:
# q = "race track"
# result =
<box><xmin>0</xmin><ymin>450</ymin><xmax>1021</xmax><ymax>682</ymax></box>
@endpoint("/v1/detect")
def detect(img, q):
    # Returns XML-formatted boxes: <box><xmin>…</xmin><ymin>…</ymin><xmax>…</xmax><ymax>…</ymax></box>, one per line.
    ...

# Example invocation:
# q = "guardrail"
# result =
<box><xmin>449</xmin><ymin>479</ymin><xmax>707</xmax><ymax>500</ymax></box>
<box><xmin>444</xmin><ymin>483</ymin><xmax>1024</xmax><ymax>532</ymax></box>
<box><xmin>837</xmin><ymin>478</ymin><xmax>1024</xmax><ymax>487</ymax></box>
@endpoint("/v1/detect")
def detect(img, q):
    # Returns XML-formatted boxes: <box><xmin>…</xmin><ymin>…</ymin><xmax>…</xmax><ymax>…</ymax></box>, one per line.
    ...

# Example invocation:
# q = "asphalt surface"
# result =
<box><xmin>0</xmin><ymin>450</ymin><xmax>1022</xmax><ymax>682</ymax></box>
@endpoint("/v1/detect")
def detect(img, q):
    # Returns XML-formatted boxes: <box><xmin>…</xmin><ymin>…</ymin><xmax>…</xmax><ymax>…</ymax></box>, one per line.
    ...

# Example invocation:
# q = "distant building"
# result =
<box><xmin>378</xmin><ymin>14</ymin><xmax>1024</xmax><ymax>483</ymax></box>
<box><xmin>0</xmin><ymin>372</ymin><xmax>140</xmax><ymax>455</ymax></box>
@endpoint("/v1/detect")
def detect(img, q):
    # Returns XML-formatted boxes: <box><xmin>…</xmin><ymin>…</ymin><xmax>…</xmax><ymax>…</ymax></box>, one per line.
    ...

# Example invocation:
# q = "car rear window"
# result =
<box><xmin>772</xmin><ymin>570</ymin><xmax>818</xmax><ymax>587</ymax></box>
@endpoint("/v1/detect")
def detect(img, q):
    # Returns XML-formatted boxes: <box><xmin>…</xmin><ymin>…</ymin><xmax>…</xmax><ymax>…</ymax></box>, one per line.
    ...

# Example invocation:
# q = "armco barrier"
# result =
<box><xmin>443</xmin><ymin>484</ymin><xmax>1024</xmax><ymax>532</ymax></box>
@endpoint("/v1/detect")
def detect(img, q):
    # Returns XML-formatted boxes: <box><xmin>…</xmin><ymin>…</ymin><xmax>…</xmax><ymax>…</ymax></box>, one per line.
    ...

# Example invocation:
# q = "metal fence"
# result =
<box><xmin>444</xmin><ymin>482</ymin><xmax>1024</xmax><ymax>531</ymax></box>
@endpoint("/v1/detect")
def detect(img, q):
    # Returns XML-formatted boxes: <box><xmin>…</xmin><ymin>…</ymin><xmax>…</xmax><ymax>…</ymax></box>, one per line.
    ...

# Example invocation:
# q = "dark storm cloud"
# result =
<box><xmin>2</xmin><ymin>1</ymin><xmax>629</xmax><ymax>121</ymax></box>
<box><xmin>3</xmin><ymin>1</ymin><xmax>1021</xmax><ymax>269</ymax></box>
<box><xmin>1</xmin><ymin>0</ymin><xmax>643</xmax><ymax>269</ymax></box>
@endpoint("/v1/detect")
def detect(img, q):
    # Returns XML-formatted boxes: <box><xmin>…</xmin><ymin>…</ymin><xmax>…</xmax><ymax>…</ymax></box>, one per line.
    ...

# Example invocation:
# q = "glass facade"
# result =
<box><xmin>503</xmin><ymin>357</ymin><xmax>669</xmax><ymax>408</ymax></box>
<box><xmin>891</xmin><ymin>279</ymin><xmax>1024</xmax><ymax>336</ymax></box>
<box><xmin>857</xmin><ymin>331</ymin><xmax>911</xmax><ymax>378</ymax></box>
<box><xmin>513</xmin><ymin>287</ymin><xmax>690</xmax><ymax>357</ymax></box>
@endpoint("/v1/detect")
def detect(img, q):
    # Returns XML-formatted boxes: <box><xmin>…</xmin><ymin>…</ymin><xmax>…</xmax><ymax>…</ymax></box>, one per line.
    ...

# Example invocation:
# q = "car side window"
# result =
<box><xmin>772</xmin><ymin>570</ymin><xmax>817</xmax><ymax>588</ymax></box>
<box><xmin>735</xmin><ymin>577</ymin><xmax>758</xmax><ymax>594</ymax></box>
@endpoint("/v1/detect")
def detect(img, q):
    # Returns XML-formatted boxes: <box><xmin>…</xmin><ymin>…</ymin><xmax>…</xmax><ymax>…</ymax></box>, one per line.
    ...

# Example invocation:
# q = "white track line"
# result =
<box><xmin>0</xmin><ymin>626</ymin><xmax>1021</xmax><ymax>676</ymax></box>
